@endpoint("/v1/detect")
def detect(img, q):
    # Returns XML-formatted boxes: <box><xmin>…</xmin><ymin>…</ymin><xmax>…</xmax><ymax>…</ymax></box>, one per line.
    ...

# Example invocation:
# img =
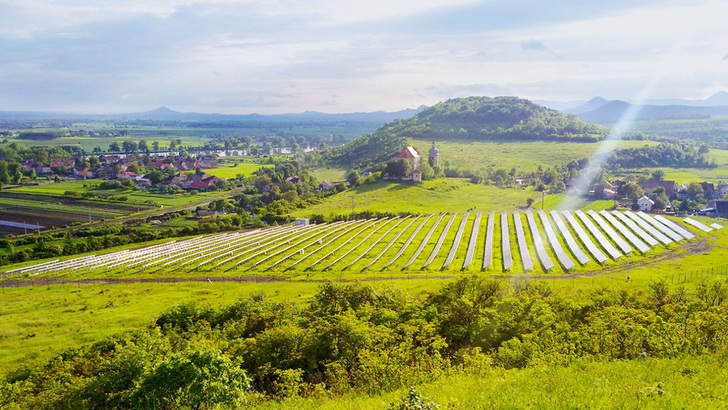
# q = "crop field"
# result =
<box><xmin>5</xmin><ymin>209</ymin><xmax>724</xmax><ymax>284</ymax></box>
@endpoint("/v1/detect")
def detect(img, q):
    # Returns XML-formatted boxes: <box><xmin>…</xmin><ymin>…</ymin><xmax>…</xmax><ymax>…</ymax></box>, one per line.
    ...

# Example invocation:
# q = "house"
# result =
<box><xmin>637</xmin><ymin>195</ymin><xmax>655</xmax><ymax>212</ymax></box>
<box><xmin>286</xmin><ymin>175</ymin><xmax>301</xmax><ymax>184</ymax></box>
<box><xmin>117</xmin><ymin>171</ymin><xmax>137</xmax><ymax>180</ymax></box>
<box><xmin>643</xmin><ymin>179</ymin><xmax>678</xmax><ymax>197</ymax></box>
<box><xmin>195</xmin><ymin>155</ymin><xmax>219</xmax><ymax>169</ymax></box>
<box><xmin>320</xmin><ymin>180</ymin><xmax>336</xmax><ymax>191</ymax></box>
<box><xmin>602</xmin><ymin>188</ymin><xmax>617</xmax><ymax>200</ymax></box>
<box><xmin>77</xmin><ymin>167</ymin><xmax>93</xmax><ymax>178</ymax></box>
<box><xmin>701</xmin><ymin>182</ymin><xmax>717</xmax><ymax>199</ymax></box>
<box><xmin>295</xmin><ymin>218</ymin><xmax>309</xmax><ymax>226</ymax></box>
<box><xmin>395</xmin><ymin>146</ymin><xmax>422</xmax><ymax>173</ymax></box>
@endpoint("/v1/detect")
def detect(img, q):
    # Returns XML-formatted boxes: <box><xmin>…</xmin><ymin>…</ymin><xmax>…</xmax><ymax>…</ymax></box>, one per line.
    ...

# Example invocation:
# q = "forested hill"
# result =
<box><xmin>313</xmin><ymin>96</ymin><xmax>607</xmax><ymax>170</ymax></box>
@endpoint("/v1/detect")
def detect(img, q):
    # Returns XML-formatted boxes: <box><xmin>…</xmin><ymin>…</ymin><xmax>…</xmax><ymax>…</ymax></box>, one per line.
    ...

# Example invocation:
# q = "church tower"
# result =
<box><xmin>428</xmin><ymin>140</ymin><xmax>440</xmax><ymax>167</ymax></box>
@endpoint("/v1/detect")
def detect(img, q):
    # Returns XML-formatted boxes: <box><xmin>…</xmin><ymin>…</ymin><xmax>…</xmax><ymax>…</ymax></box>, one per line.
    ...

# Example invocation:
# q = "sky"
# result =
<box><xmin>0</xmin><ymin>0</ymin><xmax>727</xmax><ymax>114</ymax></box>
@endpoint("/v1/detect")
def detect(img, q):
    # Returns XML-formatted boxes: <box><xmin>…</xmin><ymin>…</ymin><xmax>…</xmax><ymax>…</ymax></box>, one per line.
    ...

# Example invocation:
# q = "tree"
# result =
<box><xmin>152</xmin><ymin>141</ymin><xmax>160</xmax><ymax>151</ymax></box>
<box><xmin>131</xmin><ymin>349</ymin><xmax>251</xmax><ymax>410</ymax></box>
<box><xmin>89</xmin><ymin>156</ymin><xmax>100</xmax><ymax>168</ymax></box>
<box><xmin>127</xmin><ymin>163</ymin><xmax>141</xmax><ymax>173</ymax></box>
<box><xmin>109</xmin><ymin>142</ymin><xmax>120</xmax><ymax>152</ymax></box>
<box><xmin>385</xmin><ymin>159</ymin><xmax>411</xmax><ymax>178</ymax></box>
<box><xmin>347</xmin><ymin>169</ymin><xmax>359</xmax><ymax>186</ymax></box>
<box><xmin>419</xmin><ymin>161</ymin><xmax>434</xmax><ymax>180</ymax></box>
<box><xmin>686</xmin><ymin>182</ymin><xmax>704</xmax><ymax>200</ymax></box>
<box><xmin>651</xmin><ymin>169</ymin><xmax>665</xmax><ymax>180</ymax></box>
<box><xmin>138</xmin><ymin>140</ymin><xmax>149</xmax><ymax>153</ymax></box>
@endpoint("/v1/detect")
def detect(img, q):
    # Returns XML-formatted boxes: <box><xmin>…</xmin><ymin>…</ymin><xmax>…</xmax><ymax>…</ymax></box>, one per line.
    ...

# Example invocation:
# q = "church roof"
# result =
<box><xmin>429</xmin><ymin>146</ymin><xmax>439</xmax><ymax>156</ymax></box>
<box><xmin>396</xmin><ymin>146</ymin><xmax>420</xmax><ymax>159</ymax></box>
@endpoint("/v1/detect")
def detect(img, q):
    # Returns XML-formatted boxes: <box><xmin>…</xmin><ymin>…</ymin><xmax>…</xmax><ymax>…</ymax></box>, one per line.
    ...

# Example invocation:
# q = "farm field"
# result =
<box><xmin>9</xmin><ymin>180</ymin><xmax>222</xmax><ymax>206</ymax></box>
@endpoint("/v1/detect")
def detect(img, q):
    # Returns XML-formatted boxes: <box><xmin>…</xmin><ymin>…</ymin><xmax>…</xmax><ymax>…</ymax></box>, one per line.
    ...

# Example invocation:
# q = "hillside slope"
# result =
<box><xmin>315</xmin><ymin>96</ymin><xmax>607</xmax><ymax>169</ymax></box>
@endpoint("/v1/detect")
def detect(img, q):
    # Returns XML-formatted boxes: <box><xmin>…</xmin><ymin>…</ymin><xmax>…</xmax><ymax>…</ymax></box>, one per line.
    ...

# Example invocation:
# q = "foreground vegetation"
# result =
<box><xmin>3</xmin><ymin>276</ymin><xmax>728</xmax><ymax>408</ymax></box>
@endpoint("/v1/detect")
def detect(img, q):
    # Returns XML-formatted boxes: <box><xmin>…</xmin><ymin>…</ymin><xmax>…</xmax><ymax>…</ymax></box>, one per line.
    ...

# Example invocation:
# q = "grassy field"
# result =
<box><xmin>411</xmin><ymin>138</ymin><xmax>659</xmax><ymax>173</ymax></box>
<box><xmin>293</xmin><ymin>179</ymin><xmax>616</xmax><ymax>218</ymax></box>
<box><xmin>261</xmin><ymin>353</ymin><xmax>728</xmax><ymax>409</ymax></box>
<box><xmin>204</xmin><ymin>162</ymin><xmax>273</xmax><ymax>179</ymax></box>
<box><xmin>295</xmin><ymin>179</ymin><xmax>538</xmax><ymax>216</ymax></box>
<box><xmin>309</xmin><ymin>167</ymin><xmax>347</xmax><ymax>182</ymax></box>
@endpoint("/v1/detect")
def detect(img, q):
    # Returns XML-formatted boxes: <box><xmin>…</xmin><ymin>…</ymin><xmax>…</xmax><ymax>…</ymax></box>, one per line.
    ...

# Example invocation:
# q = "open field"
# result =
<box><xmin>309</xmin><ymin>166</ymin><xmax>347</xmax><ymax>182</ymax></box>
<box><xmin>295</xmin><ymin>179</ymin><xmax>539</xmax><ymax>216</ymax></box>
<box><xmin>262</xmin><ymin>353</ymin><xmax>728</xmax><ymax>409</ymax></box>
<box><xmin>204</xmin><ymin>162</ymin><xmax>273</xmax><ymax>178</ymax></box>
<box><xmin>411</xmin><ymin>138</ymin><xmax>659</xmax><ymax>173</ymax></box>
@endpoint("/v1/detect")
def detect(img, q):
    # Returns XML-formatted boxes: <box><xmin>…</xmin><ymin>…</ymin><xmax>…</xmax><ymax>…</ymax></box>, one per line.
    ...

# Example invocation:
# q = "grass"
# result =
<box><xmin>309</xmin><ymin>167</ymin><xmax>347</xmax><ymax>182</ymax></box>
<box><xmin>295</xmin><ymin>179</ymin><xmax>538</xmax><ymax>216</ymax></box>
<box><xmin>260</xmin><ymin>353</ymin><xmax>728</xmax><ymax>409</ymax></box>
<box><xmin>0</xmin><ymin>279</ymin><xmax>440</xmax><ymax>374</ymax></box>
<box><xmin>204</xmin><ymin>162</ymin><xmax>273</xmax><ymax>179</ymax></box>
<box><xmin>412</xmin><ymin>138</ymin><xmax>659</xmax><ymax>173</ymax></box>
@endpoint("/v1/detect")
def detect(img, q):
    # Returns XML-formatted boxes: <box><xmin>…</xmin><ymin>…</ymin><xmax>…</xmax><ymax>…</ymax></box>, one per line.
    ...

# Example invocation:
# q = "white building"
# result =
<box><xmin>637</xmin><ymin>195</ymin><xmax>655</xmax><ymax>212</ymax></box>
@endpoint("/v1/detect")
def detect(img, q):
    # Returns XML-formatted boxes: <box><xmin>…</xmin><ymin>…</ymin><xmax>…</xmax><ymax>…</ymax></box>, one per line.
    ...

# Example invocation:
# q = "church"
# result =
<box><xmin>393</xmin><ymin>141</ymin><xmax>439</xmax><ymax>182</ymax></box>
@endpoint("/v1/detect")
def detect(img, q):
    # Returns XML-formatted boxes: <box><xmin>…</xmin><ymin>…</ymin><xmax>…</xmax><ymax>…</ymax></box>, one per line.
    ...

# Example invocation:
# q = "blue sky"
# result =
<box><xmin>0</xmin><ymin>0</ymin><xmax>726</xmax><ymax>114</ymax></box>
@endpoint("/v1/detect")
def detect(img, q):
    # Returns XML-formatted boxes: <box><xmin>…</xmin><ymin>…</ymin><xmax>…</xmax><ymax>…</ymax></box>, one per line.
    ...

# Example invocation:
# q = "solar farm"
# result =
<box><xmin>2</xmin><ymin>210</ymin><xmax>724</xmax><ymax>278</ymax></box>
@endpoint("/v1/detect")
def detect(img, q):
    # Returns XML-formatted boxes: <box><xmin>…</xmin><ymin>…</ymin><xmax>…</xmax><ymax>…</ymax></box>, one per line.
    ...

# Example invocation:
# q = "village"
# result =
<box><xmin>18</xmin><ymin>153</ymin><xmax>228</xmax><ymax>191</ymax></box>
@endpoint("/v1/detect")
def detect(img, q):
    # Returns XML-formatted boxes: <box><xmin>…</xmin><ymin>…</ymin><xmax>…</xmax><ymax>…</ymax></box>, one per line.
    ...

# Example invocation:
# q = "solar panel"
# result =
<box><xmin>549</xmin><ymin>210</ymin><xmax>590</xmax><ymax>265</ymax></box>
<box><xmin>403</xmin><ymin>214</ymin><xmax>445</xmax><ymax>269</ymax></box>
<box><xmin>538</xmin><ymin>210</ymin><xmax>575</xmax><ymax>270</ymax></box>
<box><xmin>599</xmin><ymin>210</ymin><xmax>650</xmax><ymax>254</ymax></box>
<box><xmin>652</xmin><ymin>215</ymin><xmax>695</xmax><ymax>240</ymax></box>
<box><xmin>525</xmin><ymin>210</ymin><xmax>555</xmax><ymax>270</ymax></box>
<box><xmin>711</xmin><ymin>222</ymin><xmax>724</xmax><ymax>230</ymax></box>
<box><xmin>462</xmin><ymin>212</ymin><xmax>482</xmax><ymax>269</ymax></box>
<box><xmin>423</xmin><ymin>213</ymin><xmax>458</xmax><ymax>269</ymax></box>
<box><xmin>611</xmin><ymin>211</ymin><xmax>659</xmax><ymax>246</ymax></box>
<box><xmin>443</xmin><ymin>213</ymin><xmax>470</xmax><ymax>269</ymax></box>
<box><xmin>587</xmin><ymin>210</ymin><xmax>633</xmax><ymax>254</ymax></box>
<box><xmin>482</xmin><ymin>212</ymin><xmax>495</xmax><ymax>269</ymax></box>
<box><xmin>501</xmin><ymin>212</ymin><xmax>513</xmax><ymax>271</ymax></box>
<box><xmin>636</xmin><ymin>211</ymin><xmax>684</xmax><ymax>241</ymax></box>
<box><xmin>624</xmin><ymin>211</ymin><xmax>672</xmax><ymax>245</ymax></box>
<box><xmin>575</xmin><ymin>210</ymin><xmax>622</xmax><ymax>259</ymax></box>
<box><xmin>384</xmin><ymin>214</ymin><xmax>434</xmax><ymax>269</ymax></box>
<box><xmin>563</xmin><ymin>210</ymin><xmax>608</xmax><ymax>264</ymax></box>
<box><xmin>512</xmin><ymin>211</ymin><xmax>534</xmax><ymax>271</ymax></box>
<box><xmin>683</xmin><ymin>217</ymin><xmax>713</xmax><ymax>233</ymax></box>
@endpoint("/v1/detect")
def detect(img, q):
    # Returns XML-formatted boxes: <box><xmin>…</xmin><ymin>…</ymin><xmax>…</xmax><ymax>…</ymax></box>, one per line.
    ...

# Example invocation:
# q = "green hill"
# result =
<box><xmin>313</xmin><ymin>96</ymin><xmax>607</xmax><ymax>170</ymax></box>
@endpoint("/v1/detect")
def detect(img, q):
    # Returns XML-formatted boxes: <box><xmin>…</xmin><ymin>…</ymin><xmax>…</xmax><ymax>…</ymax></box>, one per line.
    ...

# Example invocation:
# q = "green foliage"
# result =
<box><xmin>6</xmin><ymin>277</ymin><xmax>728</xmax><ymax>408</ymax></box>
<box><xmin>131</xmin><ymin>349</ymin><xmax>251</xmax><ymax>409</ymax></box>
<box><xmin>388</xmin><ymin>387</ymin><xmax>440</xmax><ymax>410</ymax></box>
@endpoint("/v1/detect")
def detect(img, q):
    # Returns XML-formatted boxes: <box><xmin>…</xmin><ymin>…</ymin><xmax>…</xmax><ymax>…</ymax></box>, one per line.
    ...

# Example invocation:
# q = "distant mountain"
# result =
<box><xmin>577</xmin><ymin>100</ymin><xmax>728</xmax><ymax>123</ymax></box>
<box><xmin>0</xmin><ymin>106</ymin><xmax>427</xmax><ymax>124</ymax></box>
<box><xmin>319</xmin><ymin>96</ymin><xmax>608</xmax><ymax>170</ymax></box>
<box><xmin>564</xmin><ymin>97</ymin><xmax>610</xmax><ymax>115</ymax></box>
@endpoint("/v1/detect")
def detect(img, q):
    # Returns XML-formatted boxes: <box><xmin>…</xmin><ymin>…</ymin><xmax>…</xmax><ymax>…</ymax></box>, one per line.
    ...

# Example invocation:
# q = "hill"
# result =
<box><xmin>0</xmin><ymin>106</ymin><xmax>426</xmax><ymax>125</ymax></box>
<box><xmin>316</xmin><ymin>96</ymin><xmax>607</xmax><ymax>169</ymax></box>
<box><xmin>576</xmin><ymin>100</ymin><xmax>728</xmax><ymax>123</ymax></box>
